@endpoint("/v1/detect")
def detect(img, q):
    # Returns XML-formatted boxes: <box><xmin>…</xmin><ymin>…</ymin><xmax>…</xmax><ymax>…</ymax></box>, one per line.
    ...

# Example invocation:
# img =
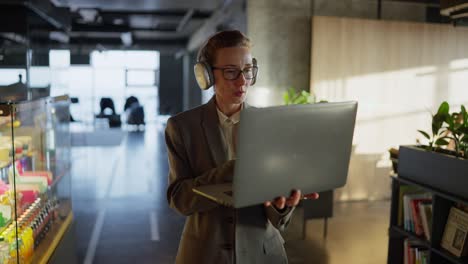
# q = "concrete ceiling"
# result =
<box><xmin>0</xmin><ymin>0</ymin><xmax>245</xmax><ymax>53</ymax></box>
<box><xmin>52</xmin><ymin>0</ymin><xmax>223</xmax><ymax>11</ymax></box>
<box><xmin>3</xmin><ymin>0</ymin><xmax>466</xmax><ymax>54</ymax></box>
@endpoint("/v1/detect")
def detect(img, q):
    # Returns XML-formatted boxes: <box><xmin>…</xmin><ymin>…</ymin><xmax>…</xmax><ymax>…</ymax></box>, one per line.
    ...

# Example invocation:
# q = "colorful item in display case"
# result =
<box><xmin>0</xmin><ymin>181</ymin><xmax>8</xmax><ymax>195</ymax></box>
<box><xmin>0</xmin><ymin>146</ymin><xmax>10</xmax><ymax>164</ymax></box>
<box><xmin>5</xmin><ymin>120</ymin><xmax>21</xmax><ymax>128</ymax></box>
<box><xmin>0</xmin><ymin>192</ymin><xmax>12</xmax><ymax>229</ymax></box>
<box><xmin>0</xmin><ymin>196</ymin><xmax>60</xmax><ymax>263</ymax></box>
<box><xmin>0</xmin><ymin>146</ymin><xmax>12</xmax><ymax>183</ymax></box>
<box><xmin>0</xmin><ymin>236</ymin><xmax>9</xmax><ymax>263</ymax></box>
<box><xmin>0</xmin><ymin>206</ymin><xmax>11</xmax><ymax>228</ymax></box>
<box><xmin>0</xmin><ymin>221</ymin><xmax>34</xmax><ymax>263</ymax></box>
<box><xmin>12</xmin><ymin>159</ymin><xmax>53</xmax><ymax>186</ymax></box>
<box><xmin>9</xmin><ymin>166</ymin><xmax>49</xmax><ymax>195</ymax></box>
<box><xmin>18</xmin><ymin>190</ymin><xmax>38</xmax><ymax>206</ymax></box>
<box><xmin>19</xmin><ymin>171</ymin><xmax>52</xmax><ymax>186</ymax></box>
<box><xmin>0</xmin><ymin>213</ymin><xmax>7</xmax><ymax>228</ymax></box>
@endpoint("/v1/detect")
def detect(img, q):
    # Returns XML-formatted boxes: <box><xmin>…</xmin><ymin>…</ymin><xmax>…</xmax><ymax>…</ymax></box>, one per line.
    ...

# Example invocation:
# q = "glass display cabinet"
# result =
<box><xmin>0</xmin><ymin>96</ymin><xmax>72</xmax><ymax>264</ymax></box>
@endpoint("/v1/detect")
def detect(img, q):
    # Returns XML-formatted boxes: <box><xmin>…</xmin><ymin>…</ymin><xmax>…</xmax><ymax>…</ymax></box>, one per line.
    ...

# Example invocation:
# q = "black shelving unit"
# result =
<box><xmin>388</xmin><ymin>175</ymin><xmax>468</xmax><ymax>264</ymax></box>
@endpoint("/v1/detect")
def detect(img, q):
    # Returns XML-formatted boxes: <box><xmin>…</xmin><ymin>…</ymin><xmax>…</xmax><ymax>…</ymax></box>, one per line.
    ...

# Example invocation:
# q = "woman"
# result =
<box><xmin>165</xmin><ymin>30</ymin><xmax>316</xmax><ymax>264</ymax></box>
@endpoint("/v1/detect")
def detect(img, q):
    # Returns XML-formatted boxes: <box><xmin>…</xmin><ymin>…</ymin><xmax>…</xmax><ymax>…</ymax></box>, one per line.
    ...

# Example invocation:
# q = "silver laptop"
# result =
<box><xmin>193</xmin><ymin>101</ymin><xmax>358</xmax><ymax>208</ymax></box>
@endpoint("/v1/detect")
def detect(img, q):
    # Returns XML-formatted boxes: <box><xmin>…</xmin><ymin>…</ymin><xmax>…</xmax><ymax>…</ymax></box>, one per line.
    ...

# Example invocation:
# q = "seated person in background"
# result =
<box><xmin>165</xmin><ymin>30</ymin><xmax>318</xmax><ymax>264</ymax></box>
<box><xmin>124</xmin><ymin>96</ymin><xmax>145</xmax><ymax>126</ymax></box>
<box><xmin>96</xmin><ymin>97</ymin><xmax>121</xmax><ymax>128</ymax></box>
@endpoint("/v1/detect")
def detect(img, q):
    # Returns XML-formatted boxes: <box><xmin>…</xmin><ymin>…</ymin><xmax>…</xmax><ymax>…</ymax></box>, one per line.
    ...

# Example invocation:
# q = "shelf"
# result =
<box><xmin>389</xmin><ymin>175</ymin><xmax>468</xmax><ymax>264</ymax></box>
<box><xmin>391</xmin><ymin>175</ymin><xmax>468</xmax><ymax>205</ymax></box>
<box><xmin>390</xmin><ymin>226</ymin><xmax>431</xmax><ymax>247</ymax></box>
<box><xmin>31</xmin><ymin>200</ymin><xmax>73</xmax><ymax>264</ymax></box>
<box><xmin>432</xmin><ymin>247</ymin><xmax>468</xmax><ymax>264</ymax></box>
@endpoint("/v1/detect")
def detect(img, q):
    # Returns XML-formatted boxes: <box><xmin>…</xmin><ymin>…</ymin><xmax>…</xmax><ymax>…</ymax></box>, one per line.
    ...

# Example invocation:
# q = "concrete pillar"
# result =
<box><xmin>159</xmin><ymin>54</ymin><xmax>183</xmax><ymax>115</ymax></box>
<box><xmin>246</xmin><ymin>0</ymin><xmax>313</xmax><ymax>107</ymax></box>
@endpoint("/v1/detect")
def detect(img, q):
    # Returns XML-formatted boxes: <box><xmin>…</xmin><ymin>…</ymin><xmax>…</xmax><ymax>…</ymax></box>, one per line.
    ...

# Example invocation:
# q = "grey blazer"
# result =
<box><xmin>165</xmin><ymin>96</ymin><xmax>295</xmax><ymax>264</ymax></box>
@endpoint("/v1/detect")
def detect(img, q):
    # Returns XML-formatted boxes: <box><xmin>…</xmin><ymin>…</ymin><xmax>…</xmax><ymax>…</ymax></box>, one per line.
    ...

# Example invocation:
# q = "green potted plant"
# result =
<box><xmin>398</xmin><ymin>101</ymin><xmax>468</xmax><ymax>199</ymax></box>
<box><xmin>283</xmin><ymin>87</ymin><xmax>327</xmax><ymax>105</ymax></box>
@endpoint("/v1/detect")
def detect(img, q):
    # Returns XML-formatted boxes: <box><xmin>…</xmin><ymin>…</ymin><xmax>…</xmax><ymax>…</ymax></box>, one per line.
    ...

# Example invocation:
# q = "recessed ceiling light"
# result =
<box><xmin>78</xmin><ymin>8</ymin><xmax>99</xmax><ymax>23</ymax></box>
<box><xmin>113</xmin><ymin>18</ymin><xmax>125</xmax><ymax>26</ymax></box>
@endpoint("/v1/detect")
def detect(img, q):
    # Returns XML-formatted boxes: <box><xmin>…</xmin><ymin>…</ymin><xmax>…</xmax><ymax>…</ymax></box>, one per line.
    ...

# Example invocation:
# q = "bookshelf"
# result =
<box><xmin>388</xmin><ymin>175</ymin><xmax>468</xmax><ymax>264</ymax></box>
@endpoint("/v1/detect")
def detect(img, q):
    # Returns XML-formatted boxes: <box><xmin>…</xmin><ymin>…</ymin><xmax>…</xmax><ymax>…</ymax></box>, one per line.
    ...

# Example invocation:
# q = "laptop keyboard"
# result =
<box><xmin>224</xmin><ymin>191</ymin><xmax>233</xmax><ymax>196</ymax></box>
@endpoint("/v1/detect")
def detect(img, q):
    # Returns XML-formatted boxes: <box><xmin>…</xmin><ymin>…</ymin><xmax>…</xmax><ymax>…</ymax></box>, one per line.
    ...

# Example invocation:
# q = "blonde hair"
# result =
<box><xmin>197</xmin><ymin>30</ymin><xmax>251</xmax><ymax>66</ymax></box>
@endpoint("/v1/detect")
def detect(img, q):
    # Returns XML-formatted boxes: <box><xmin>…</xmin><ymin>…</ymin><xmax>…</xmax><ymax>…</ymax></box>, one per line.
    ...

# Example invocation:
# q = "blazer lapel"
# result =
<box><xmin>202</xmin><ymin>97</ymin><xmax>228</xmax><ymax>166</ymax></box>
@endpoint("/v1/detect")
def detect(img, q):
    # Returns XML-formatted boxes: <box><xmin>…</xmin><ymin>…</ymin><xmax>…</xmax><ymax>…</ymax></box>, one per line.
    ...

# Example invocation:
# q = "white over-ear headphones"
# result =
<box><xmin>194</xmin><ymin>58</ymin><xmax>258</xmax><ymax>90</ymax></box>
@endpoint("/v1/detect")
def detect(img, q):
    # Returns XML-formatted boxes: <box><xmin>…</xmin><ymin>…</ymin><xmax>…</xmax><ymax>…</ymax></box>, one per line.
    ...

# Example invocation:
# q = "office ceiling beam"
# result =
<box><xmin>70</xmin><ymin>24</ymin><xmax>175</xmax><ymax>33</ymax></box>
<box><xmin>97</xmin><ymin>9</ymin><xmax>212</xmax><ymax>19</ymax></box>
<box><xmin>25</xmin><ymin>1</ymin><xmax>71</xmax><ymax>31</ymax></box>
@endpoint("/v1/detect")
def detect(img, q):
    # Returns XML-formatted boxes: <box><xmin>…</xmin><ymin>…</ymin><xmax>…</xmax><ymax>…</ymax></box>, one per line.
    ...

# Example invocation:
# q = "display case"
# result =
<box><xmin>0</xmin><ymin>96</ymin><xmax>73</xmax><ymax>264</ymax></box>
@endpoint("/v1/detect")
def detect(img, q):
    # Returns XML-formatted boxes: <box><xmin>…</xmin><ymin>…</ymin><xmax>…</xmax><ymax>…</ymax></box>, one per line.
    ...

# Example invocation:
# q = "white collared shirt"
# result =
<box><xmin>216</xmin><ymin>105</ymin><xmax>242</xmax><ymax>160</ymax></box>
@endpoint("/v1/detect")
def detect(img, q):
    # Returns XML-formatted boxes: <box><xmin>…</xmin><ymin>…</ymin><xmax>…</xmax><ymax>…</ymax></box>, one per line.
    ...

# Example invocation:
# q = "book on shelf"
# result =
<box><xmin>418</xmin><ymin>201</ymin><xmax>433</xmax><ymax>241</ymax></box>
<box><xmin>398</xmin><ymin>185</ymin><xmax>426</xmax><ymax>227</ymax></box>
<box><xmin>411</xmin><ymin>198</ymin><xmax>432</xmax><ymax>237</ymax></box>
<box><xmin>441</xmin><ymin>206</ymin><xmax>468</xmax><ymax>257</ymax></box>
<box><xmin>404</xmin><ymin>238</ymin><xmax>430</xmax><ymax>264</ymax></box>
<box><xmin>402</xmin><ymin>193</ymin><xmax>432</xmax><ymax>234</ymax></box>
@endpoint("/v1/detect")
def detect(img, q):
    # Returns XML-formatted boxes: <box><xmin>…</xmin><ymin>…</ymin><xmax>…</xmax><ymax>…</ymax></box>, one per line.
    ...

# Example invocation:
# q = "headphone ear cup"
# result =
<box><xmin>251</xmin><ymin>58</ymin><xmax>258</xmax><ymax>86</ymax></box>
<box><xmin>194</xmin><ymin>62</ymin><xmax>214</xmax><ymax>90</ymax></box>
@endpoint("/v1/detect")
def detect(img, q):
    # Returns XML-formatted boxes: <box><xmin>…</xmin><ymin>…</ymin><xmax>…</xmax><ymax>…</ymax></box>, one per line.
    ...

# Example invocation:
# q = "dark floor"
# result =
<box><xmin>72</xmin><ymin>123</ymin><xmax>184</xmax><ymax>264</ymax></box>
<box><xmin>71</xmin><ymin>123</ymin><xmax>390</xmax><ymax>264</ymax></box>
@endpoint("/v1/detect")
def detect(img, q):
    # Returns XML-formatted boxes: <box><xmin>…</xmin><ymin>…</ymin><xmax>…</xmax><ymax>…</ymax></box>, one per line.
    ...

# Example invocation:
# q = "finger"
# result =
<box><xmin>295</xmin><ymin>189</ymin><xmax>302</xmax><ymax>199</ymax></box>
<box><xmin>264</xmin><ymin>201</ymin><xmax>271</xmax><ymax>207</ymax></box>
<box><xmin>274</xmin><ymin>196</ymin><xmax>286</xmax><ymax>210</ymax></box>
<box><xmin>286</xmin><ymin>190</ymin><xmax>301</xmax><ymax>207</ymax></box>
<box><xmin>303</xmin><ymin>192</ymin><xmax>320</xmax><ymax>200</ymax></box>
<box><xmin>286</xmin><ymin>196</ymin><xmax>300</xmax><ymax>207</ymax></box>
<box><xmin>294</xmin><ymin>189</ymin><xmax>302</xmax><ymax>205</ymax></box>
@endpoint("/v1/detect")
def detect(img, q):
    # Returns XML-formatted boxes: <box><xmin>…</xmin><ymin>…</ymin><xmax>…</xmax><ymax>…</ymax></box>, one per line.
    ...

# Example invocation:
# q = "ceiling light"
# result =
<box><xmin>49</xmin><ymin>31</ymin><xmax>70</xmax><ymax>43</ymax></box>
<box><xmin>113</xmin><ymin>18</ymin><xmax>125</xmax><ymax>26</ymax></box>
<box><xmin>78</xmin><ymin>8</ymin><xmax>99</xmax><ymax>23</ymax></box>
<box><xmin>121</xmin><ymin>32</ymin><xmax>132</xmax><ymax>47</ymax></box>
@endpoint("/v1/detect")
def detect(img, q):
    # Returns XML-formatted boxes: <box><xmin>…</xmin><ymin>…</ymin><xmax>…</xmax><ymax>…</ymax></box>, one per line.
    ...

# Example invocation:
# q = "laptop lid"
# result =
<box><xmin>232</xmin><ymin>101</ymin><xmax>358</xmax><ymax>208</ymax></box>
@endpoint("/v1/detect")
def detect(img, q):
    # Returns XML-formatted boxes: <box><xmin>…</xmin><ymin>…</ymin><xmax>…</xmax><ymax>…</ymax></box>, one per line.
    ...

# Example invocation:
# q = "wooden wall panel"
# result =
<box><xmin>311</xmin><ymin>16</ymin><xmax>468</xmax><ymax>200</ymax></box>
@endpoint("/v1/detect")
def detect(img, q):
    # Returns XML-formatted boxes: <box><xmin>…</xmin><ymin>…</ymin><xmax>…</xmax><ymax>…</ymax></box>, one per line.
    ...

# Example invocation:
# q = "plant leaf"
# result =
<box><xmin>460</xmin><ymin>127</ymin><xmax>468</xmax><ymax>135</ymax></box>
<box><xmin>462</xmin><ymin>105</ymin><xmax>468</xmax><ymax>125</ymax></box>
<box><xmin>432</xmin><ymin>113</ymin><xmax>446</xmax><ymax>135</ymax></box>
<box><xmin>432</xmin><ymin>121</ymin><xmax>438</xmax><ymax>136</ymax></box>
<box><xmin>437</xmin><ymin>127</ymin><xmax>448</xmax><ymax>136</ymax></box>
<box><xmin>435</xmin><ymin>138</ymin><xmax>450</xmax><ymax>146</ymax></box>
<box><xmin>462</xmin><ymin>136</ymin><xmax>468</xmax><ymax>144</ymax></box>
<box><xmin>437</xmin><ymin>101</ymin><xmax>450</xmax><ymax>116</ymax></box>
<box><xmin>417</xmin><ymin>130</ymin><xmax>431</xmax><ymax>140</ymax></box>
<box><xmin>288</xmin><ymin>88</ymin><xmax>296</xmax><ymax>101</ymax></box>
<box><xmin>283</xmin><ymin>92</ymin><xmax>290</xmax><ymax>105</ymax></box>
<box><xmin>301</xmin><ymin>90</ymin><xmax>310</xmax><ymax>97</ymax></box>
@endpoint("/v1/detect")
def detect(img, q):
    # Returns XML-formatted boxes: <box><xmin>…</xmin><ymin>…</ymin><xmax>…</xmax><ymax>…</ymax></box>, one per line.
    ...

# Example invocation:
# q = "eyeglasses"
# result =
<box><xmin>212</xmin><ymin>66</ymin><xmax>258</xmax><ymax>80</ymax></box>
